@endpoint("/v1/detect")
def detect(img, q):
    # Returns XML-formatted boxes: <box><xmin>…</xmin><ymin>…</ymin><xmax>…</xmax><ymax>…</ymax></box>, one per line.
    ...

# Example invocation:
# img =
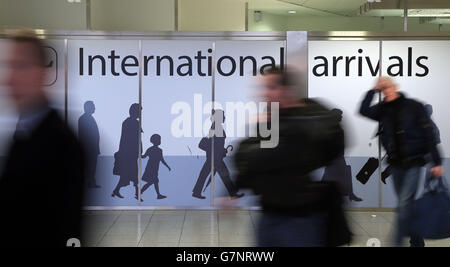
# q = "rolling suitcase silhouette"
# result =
<box><xmin>356</xmin><ymin>157</ymin><xmax>379</xmax><ymax>184</ymax></box>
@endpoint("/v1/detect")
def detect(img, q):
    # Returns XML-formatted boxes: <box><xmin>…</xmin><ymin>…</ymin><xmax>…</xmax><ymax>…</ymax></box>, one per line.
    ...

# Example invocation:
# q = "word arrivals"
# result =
<box><xmin>78</xmin><ymin>47</ymin><xmax>285</xmax><ymax>77</ymax></box>
<box><xmin>312</xmin><ymin>47</ymin><xmax>429</xmax><ymax>77</ymax></box>
<box><xmin>176</xmin><ymin>251</ymin><xmax>210</xmax><ymax>264</ymax></box>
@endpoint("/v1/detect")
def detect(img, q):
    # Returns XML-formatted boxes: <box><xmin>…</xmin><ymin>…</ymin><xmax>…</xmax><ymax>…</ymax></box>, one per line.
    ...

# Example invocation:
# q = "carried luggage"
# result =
<box><xmin>198</xmin><ymin>137</ymin><xmax>210</xmax><ymax>152</ymax></box>
<box><xmin>322</xmin><ymin>181</ymin><xmax>353</xmax><ymax>247</ymax></box>
<box><xmin>113</xmin><ymin>151</ymin><xmax>121</xmax><ymax>175</ymax></box>
<box><xmin>410</xmin><ymin>176</ymin><xmax>450</xmax><ymax>239</ymax></box>
<box><xmin>356</xmin><ymin>157</ymin><xmax>378</xmax><ymax>184</ymax></box>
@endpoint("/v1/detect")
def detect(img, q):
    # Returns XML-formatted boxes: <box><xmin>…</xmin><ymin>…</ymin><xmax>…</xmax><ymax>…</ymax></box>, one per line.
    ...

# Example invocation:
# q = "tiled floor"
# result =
<box><xmin>81</xmin><ymin>210</ymin><xmax>450</xmax><ymax>247</ymax></box>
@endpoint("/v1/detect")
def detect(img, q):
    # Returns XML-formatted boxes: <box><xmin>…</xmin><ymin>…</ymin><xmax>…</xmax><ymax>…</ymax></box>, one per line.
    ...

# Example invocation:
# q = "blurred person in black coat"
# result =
<box><xmin>0</xmin><ymin>30</ymin><xmax>85</xmax><ymax>247</ymax></box>
<box><xmin>234</xmin><ymin>67</ymin><xmax>348</xmax><ymax>247</ymax></box>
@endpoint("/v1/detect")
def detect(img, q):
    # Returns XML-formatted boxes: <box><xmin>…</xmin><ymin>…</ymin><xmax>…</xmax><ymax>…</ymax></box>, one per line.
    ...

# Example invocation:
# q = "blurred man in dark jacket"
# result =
<box><xmin>359</xmin><ymin>76</ymin><xmax>443</xmax><ymax>247</ymax></box>
<box><xmin>0</xmin><ymin>31</ymin><xmax>85</xmax><ymax>247</ymax></box>
<box><xmin>234</xmin><ymin>67</ymin><xmax>346</xmax><ymax>246</ymax></box>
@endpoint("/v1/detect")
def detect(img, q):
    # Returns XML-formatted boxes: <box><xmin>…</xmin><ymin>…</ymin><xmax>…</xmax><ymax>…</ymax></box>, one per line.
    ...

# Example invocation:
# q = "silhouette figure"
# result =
<box><xmin>78</xmin><ymin>101</ymin><xmax>100</xmax><ymax>188</ymax></box>
<box><xmin>112</xmin><ymin>103</ymin><xmax>141</xmax><ymax>200</ymax></box>
<box><xmin>322</xmin><ymin>109</ymin><xmax>362</xmax><ymax>202</ymax></box>
<box><xmin>140</xmin><ymin>134</ymin><xmax>171</xmax><ymax>200</ymax></box>
<box><xmin>192</xmin><ymin>109</ymin><xmax>244</xmax><ymax>199</ymax></box>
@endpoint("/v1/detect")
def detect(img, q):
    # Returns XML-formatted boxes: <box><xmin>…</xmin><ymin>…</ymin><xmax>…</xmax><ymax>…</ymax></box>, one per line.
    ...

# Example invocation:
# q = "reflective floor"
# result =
<box><xmin>81</xmin><ymin>210</ymin><xmax>450</xmax><ymax>247</ymax></box>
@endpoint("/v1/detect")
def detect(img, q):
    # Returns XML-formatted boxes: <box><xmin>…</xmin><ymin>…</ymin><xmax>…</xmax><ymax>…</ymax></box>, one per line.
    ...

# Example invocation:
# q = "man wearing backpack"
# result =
<box><xmin>234</xmin><ymin>67</ymin><xmax>347</xmax><ymax>247</ymax></box>
<box><xmin>359</xmin><ymin>76</ymin><xmax>443</xmax><ymax>247</ymax></box>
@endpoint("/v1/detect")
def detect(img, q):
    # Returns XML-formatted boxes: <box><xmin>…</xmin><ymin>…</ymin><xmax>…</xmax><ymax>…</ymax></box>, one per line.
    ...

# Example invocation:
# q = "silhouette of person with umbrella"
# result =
<box><xmin>192</xmin><ymin>109</ymin><xmax>244</xmax><ymax>199</ymax></box>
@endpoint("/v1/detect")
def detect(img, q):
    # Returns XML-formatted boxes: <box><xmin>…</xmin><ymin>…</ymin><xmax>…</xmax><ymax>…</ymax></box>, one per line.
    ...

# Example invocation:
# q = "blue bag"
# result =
<box><xmin>410</xmin><ymin>176</ymin><xmax>450</xmax><ymax>239</ymax></box>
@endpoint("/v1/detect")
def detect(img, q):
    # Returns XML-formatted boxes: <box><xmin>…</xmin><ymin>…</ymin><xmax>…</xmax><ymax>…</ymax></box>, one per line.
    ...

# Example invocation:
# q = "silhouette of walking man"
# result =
<box><xmin>112</xmin><ymin>103</ymin><xmax>141</xmax><ymax>200</ymax></box>
<box><xmin>322</xmin><ymin>109</ymin><xmax>362</xmax><ymax>201</ymax></box>
<box><xmin>78</xmin><ymin>101</ymin><xmax>100</xmax><ymax>188</ymax></box>
<box><xmin>192</xmin><ymin>109</ymin><xmax>244</xmax><ymax>199</ymax></box>
<box><xmin>140</xmin><ymin>134</ymin><xmax>171</xmax><ymax>200</ymax></box>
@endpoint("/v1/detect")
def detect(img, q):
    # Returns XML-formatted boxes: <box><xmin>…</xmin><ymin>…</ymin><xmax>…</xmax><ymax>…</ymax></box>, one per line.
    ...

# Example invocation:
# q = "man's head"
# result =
<box><xmin>84</xmin><ymin>101</ymin><xmax>95</xmax><ymax>115</ymax></box>
<box><xmin>260</xmin><ymin>67</ymin><xmax>300</xmax><ymax>108</ymax></box>
<box><xmin>376</xmin><ymin>77</ymin><xmax>399</xmax><ymax>101</ymax></box>
<box><xmin>3</xmin><ymin>30</ymin><xmax>48</xmax><ymax>112</ymax></box>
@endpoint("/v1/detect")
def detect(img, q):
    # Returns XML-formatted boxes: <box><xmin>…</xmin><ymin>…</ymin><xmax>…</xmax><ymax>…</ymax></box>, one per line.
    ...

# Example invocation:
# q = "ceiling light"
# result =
<box><xmin>288</xmin><ymin>10</ymin><xmax>296</xmax><ymax>14</ymax></box>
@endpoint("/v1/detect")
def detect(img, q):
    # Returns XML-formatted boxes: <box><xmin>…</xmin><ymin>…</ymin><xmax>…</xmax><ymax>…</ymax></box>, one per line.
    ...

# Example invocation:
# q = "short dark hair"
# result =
<box><xmin>263</xmin><ymin>66</ymin><xmax>298</xmax><ymax>87</ymax></box>
<box><xmin>7</xmin><ymin>29</ymin><xmax>47</xmax><ymax>67</ymax></box>
<box><xmin>150</xmin><ymin>134</ymin><xmax>161</xmax><ymax>145</ymax></box>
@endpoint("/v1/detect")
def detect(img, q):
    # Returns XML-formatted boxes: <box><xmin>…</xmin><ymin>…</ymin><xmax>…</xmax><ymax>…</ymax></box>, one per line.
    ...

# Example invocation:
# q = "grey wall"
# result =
<box><xmin>0</xmin><ymin>0</ymin><xmax>87</xmax><ymax>30</ymax></box>
<box><xmin>0</xmin><ymin>0</ymin><xmax>175</xmax><ymax>31</ymax></box>
<box><xmin>90</xmin><ymin>0</ymin><xmax>175</xmax><ymax>31</ymax></box>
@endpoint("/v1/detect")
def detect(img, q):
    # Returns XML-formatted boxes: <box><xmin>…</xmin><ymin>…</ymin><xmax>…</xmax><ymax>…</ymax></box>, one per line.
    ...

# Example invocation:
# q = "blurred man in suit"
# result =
<box><xmin>234</xmin><ymin>67</ymin><xmax>348</xmax><ymax>247</ymax></box>
<box><xmin>0</xmin><ymin>30</ymin><xmax>85</xmax><ymax>247</ymax></box>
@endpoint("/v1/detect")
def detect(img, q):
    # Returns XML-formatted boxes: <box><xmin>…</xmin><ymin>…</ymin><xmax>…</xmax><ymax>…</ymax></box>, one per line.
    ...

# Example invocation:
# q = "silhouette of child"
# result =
<box><xmin>141</xmin><ymin>134</ymin><xmax>171</xmax><ymax>200</ymax></box>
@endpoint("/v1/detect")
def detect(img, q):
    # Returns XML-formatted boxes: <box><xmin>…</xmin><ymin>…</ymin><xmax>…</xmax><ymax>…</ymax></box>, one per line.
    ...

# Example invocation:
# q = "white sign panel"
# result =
<box><xmin>68</xmin><ymin>40</ymin><xmax>139</xmax><ymax>156</ymax></box>
<box><xmin>308</xmin><ymin>41</ymin><xmax>381</xmax><ymax>157</ymax></box>
<box><xmin>68</xmin><ymin>40</ymin><xmax>140</xmax><ymax>206</ymax></box>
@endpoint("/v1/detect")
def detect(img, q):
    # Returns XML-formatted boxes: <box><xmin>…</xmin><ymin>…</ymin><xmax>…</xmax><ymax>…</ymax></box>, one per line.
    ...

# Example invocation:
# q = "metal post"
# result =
<box><xmin>378</xmin><ymin>40</ymin><xmax>383</xmax><ymax>208</ymax></box>
<box><xmin>286</xmin><ymin>31</ymin><xmax>308</xmax><ymax>98</ymax></box>
<box><xmin>138</xmin><ymin>40</ymin><xmax>143</xmax><ymax>205</ymax></box>
<box><xmin>210</xmin><ymin>42</ymin><xmax>216</xmax><ymax>207</ymax></box>
<box><xmin>403</xmin><ymin>0</ymin><xmax>408</xmax><ymax>32</ymax></box>
<box><xmin>245</xmin><ymin>2</ymin><xmax>249</xmax><ymax>31</ymax></box>
<box><xmin>86</xmin><ymin>0</ymin><xmax>91</xmax><ymax>30</ymax></box>
<box><xmin>175</xmin><ymin>0</ymin><xmax>179</xmax><ymax>31</ymax></box>
<box><xmin>64</xmin><ymin>39</ymin><xmax>68</xmax><ymax>124</ymax></box>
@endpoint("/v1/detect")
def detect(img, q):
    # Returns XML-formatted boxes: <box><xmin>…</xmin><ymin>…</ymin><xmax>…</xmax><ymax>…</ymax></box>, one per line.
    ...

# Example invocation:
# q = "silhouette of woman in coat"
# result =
<box><xmin>112</xmin><ymin>103</ymin><xmax>141</xmax><ymax>200</ymax></box>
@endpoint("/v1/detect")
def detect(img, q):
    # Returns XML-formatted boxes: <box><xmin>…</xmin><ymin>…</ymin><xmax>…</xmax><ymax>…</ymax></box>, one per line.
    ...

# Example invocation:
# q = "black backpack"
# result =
<box><xmin>282</xmin><ymin>99</ymin><xmax>345</xmax><ymax>172</ymax></box>
<box><xmin>235</xmin><ymin>99</ymin><xmax>345</xmax><ymax>187</ymax></box>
